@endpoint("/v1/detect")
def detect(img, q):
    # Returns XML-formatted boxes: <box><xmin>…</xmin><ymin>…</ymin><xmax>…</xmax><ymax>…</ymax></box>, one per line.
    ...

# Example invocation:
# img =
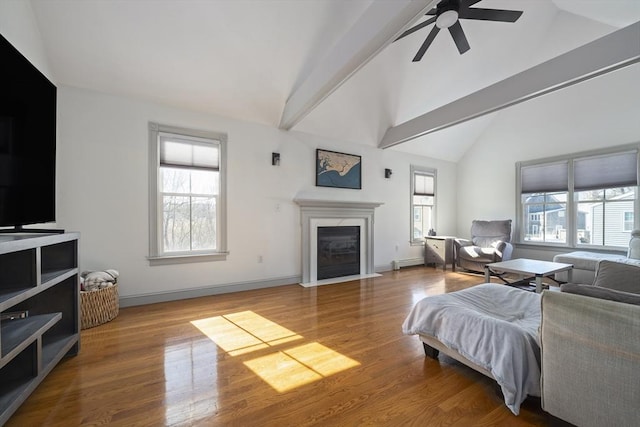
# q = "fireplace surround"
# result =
<box><xmin>294</xmin><ymin>199</ymin><xmax>383</xmax><ymax>286</ymax></box>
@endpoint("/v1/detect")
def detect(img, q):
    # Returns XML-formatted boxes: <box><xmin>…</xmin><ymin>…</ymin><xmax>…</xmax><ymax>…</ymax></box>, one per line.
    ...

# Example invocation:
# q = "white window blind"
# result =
<box><xmin>574</xmin><ymin>151</ymin><xmax>638</xmax><ymax>191</ymax></box>
<box><xmin>414</xmin><ymin>173</ymin><xmax>434</xmax><ymax>196</ymax></box>
<box><xmin>520</xmin><ymin>161</ymin><xmax>568</xmax><ymax>193</ymax></box>
<box><xmin>160</xmin><ymin>133</ymin><xmax>219</xmax><ymax>171</ymax></box>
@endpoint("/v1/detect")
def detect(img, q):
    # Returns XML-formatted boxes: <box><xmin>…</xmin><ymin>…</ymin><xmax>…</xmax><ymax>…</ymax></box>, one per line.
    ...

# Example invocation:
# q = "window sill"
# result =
<box><xmin>147</xmin><ymin>252</ymin><xmax>229</xmax><ymax>266</ymax></box>
<box><xmin>514</xmin><ymin>242</ymin><xmax>626</xmax><ymax>254</ymax></box>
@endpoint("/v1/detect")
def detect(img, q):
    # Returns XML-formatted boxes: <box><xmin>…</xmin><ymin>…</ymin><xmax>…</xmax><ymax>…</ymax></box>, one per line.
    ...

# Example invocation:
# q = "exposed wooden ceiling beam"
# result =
<box><xmin>379</xmin><ymin>22</ymin><xmax>640</xmax><ymax>149</ymax></box>
<box><xmin>278</xmin><ymin>0</ymin><xmax>438</xmax><ymax>131</ymax></box>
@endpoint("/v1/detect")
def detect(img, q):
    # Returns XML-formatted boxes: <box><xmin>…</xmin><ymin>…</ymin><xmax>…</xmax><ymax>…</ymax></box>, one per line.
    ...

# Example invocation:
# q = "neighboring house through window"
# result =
<box><xmin>148</xmin><ymin>122</ymin><xmax>228</xmax><ymax>263</ymax></box>
<box><xmin>517</xmin><ymin>145</ymin><xmax>639</xmax><ymax>249</ymax></box>
<box><xmin>623</xmin><ymin>211</ymin><xmax>634</xmax><ymax>232</ymax></box>
<box><xmin>411</xmin><ymin>166</ymin><xmax>436</xmax><ymax>243</ymax></box>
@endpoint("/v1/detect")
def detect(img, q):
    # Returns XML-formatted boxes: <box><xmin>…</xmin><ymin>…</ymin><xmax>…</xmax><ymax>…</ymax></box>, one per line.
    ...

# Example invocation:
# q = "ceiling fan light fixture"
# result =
<box><xmin>436</xmin><ymin>10</ymin><xmax>459</xmax><ymax>29</ymax></box>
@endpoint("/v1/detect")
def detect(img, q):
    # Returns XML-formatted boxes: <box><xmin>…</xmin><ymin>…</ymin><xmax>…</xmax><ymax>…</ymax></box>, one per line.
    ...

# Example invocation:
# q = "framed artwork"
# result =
<box><xmin>316</xmin><ymin>149</ymin><xmax>362</xmax><ymax>189</ymax></box>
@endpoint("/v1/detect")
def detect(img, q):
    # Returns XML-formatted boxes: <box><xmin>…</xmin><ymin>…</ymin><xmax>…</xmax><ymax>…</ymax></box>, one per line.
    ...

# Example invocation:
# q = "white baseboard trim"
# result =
<box><xmin>119</xmin><ymin>275</ymin><xmax>301</xmax><ymax>308</ymax></box>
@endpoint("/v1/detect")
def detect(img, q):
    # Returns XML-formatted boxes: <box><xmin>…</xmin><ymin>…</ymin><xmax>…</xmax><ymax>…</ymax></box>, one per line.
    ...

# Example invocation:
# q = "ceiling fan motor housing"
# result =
<box><xmin>436</xmin><ymin>0</ymin><xmax>461</xmax><ymax>29</ymax></box>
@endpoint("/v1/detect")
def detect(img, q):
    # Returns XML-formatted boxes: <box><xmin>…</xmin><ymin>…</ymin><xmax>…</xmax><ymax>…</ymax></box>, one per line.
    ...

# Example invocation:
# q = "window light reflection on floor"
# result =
<box><xmin>191</xmin><ymin>311</ymin><xmax>302</xmax><ymax>356</ymax></box>
<box><xmin>190</xmin><ymin>311</ymin><xmax>360</xmax><ymax>392</ymax></box>
<box><xmin>244</xmin><ymin>343</ymin><xmax>360</xmax><ymax>392</ymax></box>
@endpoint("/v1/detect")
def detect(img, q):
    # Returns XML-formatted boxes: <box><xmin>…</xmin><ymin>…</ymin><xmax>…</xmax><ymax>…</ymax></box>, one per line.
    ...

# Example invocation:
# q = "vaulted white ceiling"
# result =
<box><xmin>29</xmin><ymin>0</ymin><xmax>640</xmax><ymax>162</ymax></box>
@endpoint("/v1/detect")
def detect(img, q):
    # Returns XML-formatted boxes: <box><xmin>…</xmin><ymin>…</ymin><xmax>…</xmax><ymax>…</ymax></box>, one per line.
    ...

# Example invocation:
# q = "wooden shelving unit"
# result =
<box><xmin>0</xmin><ymin>233</ymin><xmax>80</xmax><ymax>425</ymax></box>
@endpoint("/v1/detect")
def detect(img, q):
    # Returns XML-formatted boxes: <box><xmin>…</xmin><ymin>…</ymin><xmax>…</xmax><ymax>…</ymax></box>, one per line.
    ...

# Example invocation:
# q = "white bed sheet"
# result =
<box><xmin>402</xmin><ymin>283</ymin><xmax>542</xmax><ymax>415</ymax></box>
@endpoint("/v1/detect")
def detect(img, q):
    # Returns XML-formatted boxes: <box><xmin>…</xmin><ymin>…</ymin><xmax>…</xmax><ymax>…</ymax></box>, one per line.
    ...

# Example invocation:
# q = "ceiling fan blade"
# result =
<box><xmin>462</xmin><ymin>0</ymin><xmax>484</xmax><ymax>8</ymax></box>
<box><xmin>432</xmin><ymin>0</ymin><xmax>484</xmax><ymax>13</ymax></box>
<box><xmin>413</xmin><ymin>26</ymin><xmax>440</xmax><ymax>62</ymax></box>
<box><xmin>459</xmin><ymin>8</ymin><xmax>523</xmax><ymax>23</ymax></box>
<box><xmin>449</xmin><ymin>21</ymin><xmax>470</xmax><ymax>54</ymax></box>
<box><xmin>395</xmin><ymin>16</ymin><xmax>437</xmax><ymax>41</ymax></box>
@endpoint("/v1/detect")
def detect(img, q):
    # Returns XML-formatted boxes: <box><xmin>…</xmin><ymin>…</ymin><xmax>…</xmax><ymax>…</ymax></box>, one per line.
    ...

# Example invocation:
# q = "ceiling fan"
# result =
<box><xmin>395</xmin><ymin>0</ymin><xmax>523</xmax><ymax>61</ymax></box>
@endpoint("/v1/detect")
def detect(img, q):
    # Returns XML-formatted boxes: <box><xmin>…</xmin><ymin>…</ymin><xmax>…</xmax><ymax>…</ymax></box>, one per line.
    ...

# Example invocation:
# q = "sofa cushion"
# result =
<box><xmin>457</xmin><ymin>246</ymin><xmax>497</xmax><ymax>263</ymax></box>
<box><xmin>552</xmin><ymin>251</ymin><xmax>627</xmax><ymax>271</ymax></box>
<box><xmin>560</xmin><ymin>283</ymin><xmax>640</xmax><ymax>306</ymax></box>
<box><xmin>593</xmin><ymin>260</ymin><xmax>640</xmax><ymax>294</ymax></box>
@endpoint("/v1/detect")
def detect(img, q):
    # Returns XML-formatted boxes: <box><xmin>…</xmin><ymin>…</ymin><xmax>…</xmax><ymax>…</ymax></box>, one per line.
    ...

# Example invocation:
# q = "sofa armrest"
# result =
<box><xmin>561</xmin><ymin>283</ymin><xmax>640</xmax><ymax>304</ymax></box>
<box><xmin>493</xmin><ymin>240</ymin><xmax>513</xmax><ymax>261</ymax></box>
<box><xmin>540</xmin><ymin>291</ymin><xmax>640</xmax><ymax>427</ymax></box>
<box><xmin>453</xmin><ymin>238</ymin><xmax>472</xmax><ymax>265</ymax></box>
<box><xmin>453</xmin><ymin>238</ymin><xmax>472</xmax><ymax>249</ymax></box>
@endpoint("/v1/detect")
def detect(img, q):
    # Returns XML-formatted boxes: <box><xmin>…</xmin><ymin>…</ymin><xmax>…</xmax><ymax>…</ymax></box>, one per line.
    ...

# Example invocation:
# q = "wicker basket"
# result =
<box><xmin>81</xmin><ymin>284</ymin><xmax>119</xmax><ymax>329</ymax></box>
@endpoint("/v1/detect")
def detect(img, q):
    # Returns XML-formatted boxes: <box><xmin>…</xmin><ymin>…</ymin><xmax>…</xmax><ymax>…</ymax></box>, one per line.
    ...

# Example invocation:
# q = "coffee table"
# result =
<box><xmin>485</xmin><ymin>258</ymin><xmax>573</xmax><ymax>293</ymax></box>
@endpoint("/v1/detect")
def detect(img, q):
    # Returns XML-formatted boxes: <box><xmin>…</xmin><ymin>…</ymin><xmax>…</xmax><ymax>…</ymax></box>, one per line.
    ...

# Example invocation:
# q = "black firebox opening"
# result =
<box><xmin>317</xmin><ymin>226</ymin><xmax>360</xmax><ymax>280</ymax></box>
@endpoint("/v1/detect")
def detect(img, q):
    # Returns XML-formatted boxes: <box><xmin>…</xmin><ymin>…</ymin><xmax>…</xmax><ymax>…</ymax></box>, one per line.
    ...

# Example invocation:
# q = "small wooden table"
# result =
<box><xmin>485</xmin><ymin>258</ymin><xmax>573</xmax><ymax>293</ymax></box>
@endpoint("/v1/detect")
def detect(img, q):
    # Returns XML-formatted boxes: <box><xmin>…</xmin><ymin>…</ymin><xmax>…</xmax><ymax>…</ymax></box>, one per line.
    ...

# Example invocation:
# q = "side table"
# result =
<box><xmin>424</xmin><ymin>236</ymin><xmax>455</xmax><ymax>271</ymax></box>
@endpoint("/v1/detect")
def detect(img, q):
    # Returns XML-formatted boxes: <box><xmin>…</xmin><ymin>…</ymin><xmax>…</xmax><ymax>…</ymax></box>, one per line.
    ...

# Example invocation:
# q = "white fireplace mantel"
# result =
<box><xmin>294</xmin><ymin>199</ymin><xmax>383</xmax><ymax>285</ymax></box>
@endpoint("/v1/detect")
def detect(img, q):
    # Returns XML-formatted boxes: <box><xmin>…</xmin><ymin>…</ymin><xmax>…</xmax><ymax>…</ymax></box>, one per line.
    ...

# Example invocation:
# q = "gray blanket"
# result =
<box><xmin>402</xmin><ymin>283</ymin><xmax>541</xmax><ymax>415</ymax></box>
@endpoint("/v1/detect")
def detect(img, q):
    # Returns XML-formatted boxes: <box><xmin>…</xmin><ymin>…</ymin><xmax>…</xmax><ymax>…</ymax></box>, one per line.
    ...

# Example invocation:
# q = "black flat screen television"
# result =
<box><xmin>0</xmin><ymin>33</ymin><xmax>57</xmax><ymax>232</ymax></box>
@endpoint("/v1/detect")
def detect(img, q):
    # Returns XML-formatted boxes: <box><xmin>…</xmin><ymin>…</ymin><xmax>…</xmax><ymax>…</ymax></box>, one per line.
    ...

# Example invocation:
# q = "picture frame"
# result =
<box><xmin>316</xmin><ymin>148</ymin><xmax>362</xmax><ymax>189</ymax></box>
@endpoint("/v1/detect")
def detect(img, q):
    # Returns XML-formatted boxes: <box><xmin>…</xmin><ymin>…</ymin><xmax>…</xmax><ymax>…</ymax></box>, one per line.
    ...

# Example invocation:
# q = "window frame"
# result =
<box><xmin>148</xmin><ymin>122</ymin><xmax>228</xmax><ymax>264</ymax></box>
<box><xmin>410</xmin><ymin>165</ymin><xmax>436</xmax><ymax>245</ymax></box>
<box><xmin>515</xmin><ymin>144</ymin><xmax>640</xmax><ymax>250</ymax></box>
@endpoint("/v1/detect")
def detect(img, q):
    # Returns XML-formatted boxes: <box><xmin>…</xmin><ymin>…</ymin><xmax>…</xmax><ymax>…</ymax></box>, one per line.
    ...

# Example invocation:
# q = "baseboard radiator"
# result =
<box><xmin>392</xmin><ymin>257</ymin><xmax>424</xmax><ymax>270</ymax></box>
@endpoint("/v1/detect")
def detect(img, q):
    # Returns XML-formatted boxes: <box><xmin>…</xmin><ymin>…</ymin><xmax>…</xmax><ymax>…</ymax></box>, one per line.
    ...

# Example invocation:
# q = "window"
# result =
<box><xmin>517</xmin><ymin>146</ymin><xmax>639</xmax><ymax>249</ymax></box>
<box><xmin>623</xmin><ymin>211</ymin><xmax>634</xmax><ymax>232</ymax></box>
<box><xmin>148</xmin><ymin>123</ymin><xmax>227</xmax><ymax>263</ymax></box>
<box><xmin>411</xmin><ymin>166</ymin><xmax>435</xmax><ymax>243</ymax></box>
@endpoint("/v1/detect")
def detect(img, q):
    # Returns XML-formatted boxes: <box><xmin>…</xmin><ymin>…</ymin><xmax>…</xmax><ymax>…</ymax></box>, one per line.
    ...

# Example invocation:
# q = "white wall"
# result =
<box><xmin>56</xmin><ymin>87</ymin><xmax>457</xmax><ymax>300</ymax></box>
<box><xmin>455</xmin><ymin>10</ymin><xmax>640</xmax><ymax>242</ymax></box>
<box><xmin>0</xmin><ymin>0</ymin><xmax>53</xmax><ymax>82</ymax></box>
<box><xmin>9</xmin><ymin>1</ymin><xmax>638</xmax><ymax>302</ymax></box>
<box><xmin>456</xmin><ymin>62</ymin><xmax>640</xmax><ymax>246</ymax></box>
<box><xmin>2</xmin><ymin>5</ymin><xmax>458</xmax><ymax>303</ymax></box>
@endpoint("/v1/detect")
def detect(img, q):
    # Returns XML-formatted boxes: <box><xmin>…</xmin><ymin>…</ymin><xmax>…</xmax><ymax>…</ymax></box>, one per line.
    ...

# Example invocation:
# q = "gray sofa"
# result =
<box><xmin>553</xmin><ymin>229</ymin><xmax>640</xmax><ymax>283</ymax></box>
<box><xmin>540</xmin><ymin>259</ymin><xmax>640</xmax><ymax>427</ymax></box>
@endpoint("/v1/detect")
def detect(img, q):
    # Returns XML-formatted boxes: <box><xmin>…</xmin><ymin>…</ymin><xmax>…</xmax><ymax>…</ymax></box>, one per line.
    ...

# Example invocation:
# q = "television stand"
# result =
<box><xmin>0</xmin><ymin>225</ymin><xmax>65</xmax><ymax>234</ymax></box>
<box><xmin>0</xmin><ymin>233</ymin><xmax>80</xmax><ymax>424</ymax></box>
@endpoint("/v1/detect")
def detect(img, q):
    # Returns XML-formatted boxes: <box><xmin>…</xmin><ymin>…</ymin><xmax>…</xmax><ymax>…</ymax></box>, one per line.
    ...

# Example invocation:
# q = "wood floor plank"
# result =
<box><xmin>6</xmin><ymin>268</ymin><xmax>553</xmax><ymax>426</ymax></box>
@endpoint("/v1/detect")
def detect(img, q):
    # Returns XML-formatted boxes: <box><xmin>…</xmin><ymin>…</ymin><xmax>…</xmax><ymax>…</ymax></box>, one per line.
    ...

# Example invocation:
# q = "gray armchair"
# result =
<box><xmin>454</xmin><ymin>219</ymin><xmax>513</xmax><ymax>272</ymax></box>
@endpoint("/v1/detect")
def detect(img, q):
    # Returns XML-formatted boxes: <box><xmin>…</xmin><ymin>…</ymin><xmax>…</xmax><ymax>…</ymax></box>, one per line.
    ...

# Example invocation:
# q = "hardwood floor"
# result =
<box><xmin>7</xmin><ymin>267</ymin><xmax>555</xmax><ymax>426</ymax></box>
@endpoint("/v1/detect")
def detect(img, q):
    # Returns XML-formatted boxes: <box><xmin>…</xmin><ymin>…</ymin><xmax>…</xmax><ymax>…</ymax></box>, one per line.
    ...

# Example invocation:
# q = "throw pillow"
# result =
<box><xmin>593</xmin><ymin>260</ymin><xmax>640</xmax><ymax>294</ymax></box>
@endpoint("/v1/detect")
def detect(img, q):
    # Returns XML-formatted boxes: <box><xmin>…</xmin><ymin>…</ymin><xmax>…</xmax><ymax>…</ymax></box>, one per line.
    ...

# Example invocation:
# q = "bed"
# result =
<box><xmin>402</xmin><ymin>283</ymin><xmax>542</xmax><ymax>415</ymax></box>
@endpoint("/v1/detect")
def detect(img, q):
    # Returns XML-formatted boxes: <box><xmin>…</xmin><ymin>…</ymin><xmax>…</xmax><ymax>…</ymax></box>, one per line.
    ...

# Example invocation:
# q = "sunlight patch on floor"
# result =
<box><xmin>244</xmin><ymin>352</ymin><xmax>323</xmax><ymax>392</ymax></box>
<box><xmin>223</xmin><ymin>311</ymin><xmax>302</xmax><ymax>344</ymax></box>
<box><xmin>244</xmin><ymin>343</ymin><xmax>360</xmax><ymax>392</ymax></box>
<box><xmin>191</xmin><ymin>311</ymin><xmax>302</xmax><ymax>356</ymax></box>
<box><xmin>191</xmin><ymin>311</ymin><xmax>360</xmax><ymax>392</ymax></box>
<box><xmin>283</xmin><ymin>342</ymin><xmax>360</xmax><ymax>377</ymax></box>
